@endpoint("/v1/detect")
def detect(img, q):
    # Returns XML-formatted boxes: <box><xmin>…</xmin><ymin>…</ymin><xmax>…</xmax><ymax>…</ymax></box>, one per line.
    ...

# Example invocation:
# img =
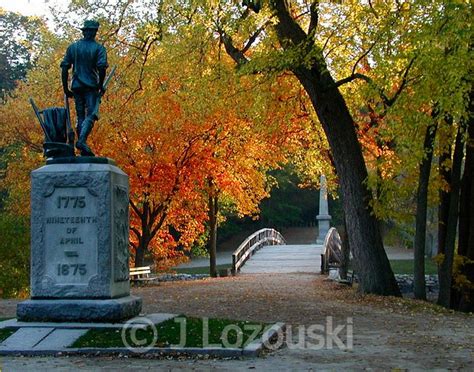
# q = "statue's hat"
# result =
<box><xmin>80</xmin><ymin>20</ymin><xmax>100</xmax><ymax>30</ymax></box>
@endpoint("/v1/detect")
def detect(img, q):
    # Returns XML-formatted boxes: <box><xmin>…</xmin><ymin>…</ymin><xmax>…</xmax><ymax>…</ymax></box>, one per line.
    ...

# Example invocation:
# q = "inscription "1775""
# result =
<box><xmin>57</xmin><ymin>196</ymin><xmax>86</xmax><ymax>209</ymax></box>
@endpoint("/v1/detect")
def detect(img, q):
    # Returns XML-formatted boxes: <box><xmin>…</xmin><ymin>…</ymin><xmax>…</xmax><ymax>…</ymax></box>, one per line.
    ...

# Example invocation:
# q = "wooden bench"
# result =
<box><xmin>129</xmin><ymin>266</ymin><xmax>154</xmax><ymax>284</ymax></box>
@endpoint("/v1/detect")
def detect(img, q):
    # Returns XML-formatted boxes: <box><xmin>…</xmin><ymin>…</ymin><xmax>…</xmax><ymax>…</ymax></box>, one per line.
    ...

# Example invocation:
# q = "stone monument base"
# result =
<box><xmin>17</xmin><ymin>295</ymin><xmax>142</xmax><ymax>323</ymax></box>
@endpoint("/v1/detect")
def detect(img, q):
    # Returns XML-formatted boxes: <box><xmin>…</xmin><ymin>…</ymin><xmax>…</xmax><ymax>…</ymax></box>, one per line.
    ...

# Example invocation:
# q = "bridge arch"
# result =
<box><xmin>232</xmin><ymin>228</ymin><xmax>286</xmax><ymax>274</ymax></box>
<box><xmin>232</xmin><ymin>228</ymin><xmax>342</xmax><ymax>274</ymax></box>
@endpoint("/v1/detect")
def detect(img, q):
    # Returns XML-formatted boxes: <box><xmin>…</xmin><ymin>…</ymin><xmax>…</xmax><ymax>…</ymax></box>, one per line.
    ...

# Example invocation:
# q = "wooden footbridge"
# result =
<box><xmin>232</xmin><ymin>228</ymin><xmax>343</xmax><ymax>275</ymax></box>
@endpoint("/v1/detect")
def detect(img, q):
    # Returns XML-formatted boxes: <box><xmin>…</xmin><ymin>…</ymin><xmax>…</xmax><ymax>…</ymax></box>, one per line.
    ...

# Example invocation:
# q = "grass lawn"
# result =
<box><xmin>389</xmin><ymin>259</ymin><xmax>438</xmax><ymax>275</ymax></box>
<box><xmin>174</xmin><ymin>264</ymin><xmax>232</xmax><ymax>275</ymax></box>
<box><xmin>71</xmin><ymin>316</ymin><xmax>269</xmax><ymax>349</ymax></box>
<box><xmin>0</xmin><ymin>328</ymin><xmax>16</xmax><ymax>343</ymax></box>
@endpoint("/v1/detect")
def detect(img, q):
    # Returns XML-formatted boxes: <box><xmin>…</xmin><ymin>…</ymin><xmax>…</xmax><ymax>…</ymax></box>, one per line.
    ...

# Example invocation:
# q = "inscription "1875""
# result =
<box><xmin>57</xmin><ymin>264</ymin><xmax>87</xmax><ymax>276</ymax></box>
<box><xmin>57</xmin><ymin>196</ymin><xmax>86</xmax><ymax>209</ymax></box>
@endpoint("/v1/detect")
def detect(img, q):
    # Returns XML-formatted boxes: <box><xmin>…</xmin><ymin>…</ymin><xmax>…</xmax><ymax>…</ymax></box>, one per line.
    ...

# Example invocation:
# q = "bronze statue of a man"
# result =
<box><xmin>61</xmin><ymin>20</ymin><xmax>108</xmax><ymax>156</ymax></box>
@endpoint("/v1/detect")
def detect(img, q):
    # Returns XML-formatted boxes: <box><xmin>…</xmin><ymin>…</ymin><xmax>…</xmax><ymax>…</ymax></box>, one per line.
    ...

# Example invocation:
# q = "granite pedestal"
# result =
<box><xmin>17</xmin><ymin>157</ymin><xmax>142</xmax><ymax>322</ymax></box>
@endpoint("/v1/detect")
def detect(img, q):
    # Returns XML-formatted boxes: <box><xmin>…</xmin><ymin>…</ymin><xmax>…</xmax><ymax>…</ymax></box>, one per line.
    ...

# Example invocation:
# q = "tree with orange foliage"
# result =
<box><xmin>0</xmin><ymin>3</ymin><xmax>316</xmax><ymax>272</ymax></box>
<box><xmin>201</xmin><ymin>71</ymin><xmax>323</xmax><ymax>276</ymax></box>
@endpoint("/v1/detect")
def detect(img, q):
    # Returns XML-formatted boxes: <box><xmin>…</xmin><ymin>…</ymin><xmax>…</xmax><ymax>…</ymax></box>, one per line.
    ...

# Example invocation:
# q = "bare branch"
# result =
<box><xmin>124</xmin><ymin>36</ymin><xmax>158</xmax><ymax>104</ymax></box>
<box><xmin>150</xmin><ymin>212</ymin><xmax>168</xmax><ymax>241</ymax></box>
<box><xmin>219</xmin><ymin>31</ymin><xmax>248</xmax><ymax>66</ymax></box>
<box><xmin>150</xmin><ymin>204</ymin><xmax>164</xmax><ymax>224</ymax></box>
<box><xmin>321</xmin><ymin>29</ymin><xmax>336</xmax><ymax>53</ymax></box>
<box><xmin>332</xmin><ymin>73</ymin><xmax>391</xmax><ymax>106</ymax></box>
<box><xmin>334</xmin><ymin>73</ymin><xmax>372</xmax><ymax>88</ymax></box>
<box><xmin>129</xmin><ymin>200</ymin><xmax>141</xmax><ymax>218</ymax></box>
<box><xmin>103</xmin><ymin>0</ymin><xmax>133</xmax><ymax>42</ymax></box>
<box><xmin>368</xmin><ymin>0</ymin><xmax>379</xmax><ymax>19</ymax></box>
<box><xmin>351</xmin><ymin>40</ymin><xmax>378</xmax><ymax>76</ymax></box>
<box><xmin>130</xmin><ymin>226</ymin><xmax>141</xmax><ymax>241</ymax></box>
<box><xmin>242</xmin><ymin>22</ymin><xmax>270</xmax><ymax>54</ymax></box>
<box><xmin>385</xmin><ymin>56</ymin><xmax>417</xmax><ymax>106</ymax></box>
<box><xmin>338</xmin><ymin>44</ymin><xmax>417</xmax><ymax>109</ymax></box>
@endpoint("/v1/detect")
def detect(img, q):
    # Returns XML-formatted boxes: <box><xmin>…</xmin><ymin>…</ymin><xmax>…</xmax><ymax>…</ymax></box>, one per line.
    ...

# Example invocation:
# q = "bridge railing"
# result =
<box><xmin>321</xmin><ymin>227</ymin><xmax>343</xmax><ymax>274</ymax></box>
<box><xmin>232</xmin><ymin>228</ymin><xmax>286</xmax><ymax>274</ymax></box>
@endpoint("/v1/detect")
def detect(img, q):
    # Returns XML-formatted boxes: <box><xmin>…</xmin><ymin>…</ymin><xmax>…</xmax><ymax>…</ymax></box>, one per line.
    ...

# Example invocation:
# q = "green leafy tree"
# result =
<box><xmin>214</xmin><ymin>0</ymin><xmax>400</xmax><ymax>295</ymax></box>
<box><xmin>339</xmin><ymin>1</ymin><xmax>471</xmax><ymax>303</ymax></box>
<box><xmin>0</xmin><ymin>9</ymin><xmax>46</xmax><ymax>102</ymax></box>
<box><xmin>0</xmin><ymin>214</ymin><xmax>29</xmax><ymax>298</ymax></box>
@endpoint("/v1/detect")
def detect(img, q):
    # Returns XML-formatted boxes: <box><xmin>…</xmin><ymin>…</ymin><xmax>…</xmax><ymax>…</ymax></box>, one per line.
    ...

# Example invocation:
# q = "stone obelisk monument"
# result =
<box><xmin>316</xmin><ymin>175</ymin><xmax>331</xmax><ymax>244</ymax></box>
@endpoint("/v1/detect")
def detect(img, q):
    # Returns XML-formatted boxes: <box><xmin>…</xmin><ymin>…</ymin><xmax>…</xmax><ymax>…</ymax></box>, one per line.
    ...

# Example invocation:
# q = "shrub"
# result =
<box><xmin>0</xmin><ymin>213</ymin><xmax>30</xmax><ymax>298</ymax></box>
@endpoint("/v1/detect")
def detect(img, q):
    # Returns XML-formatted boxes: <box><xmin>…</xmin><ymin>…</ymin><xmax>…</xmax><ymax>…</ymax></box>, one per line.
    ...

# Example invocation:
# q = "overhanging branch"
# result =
<box><xmin>334</xmin><ymin>73</ymin><xmax>372</xmax><ymax>87</ymax></box>
<box><xmin>385</xmin><ymin>56</ymin><xmax>417</xmax><ymax>106</ymax></box>
<box><xmin>219</xmin><ymin>32</ymin><xmax>248</xmax><ymax>66</ymax></box>
<box><xmin>242</xmin><ymin>21</ymin><xmax>271</xmax><ymax>54</ymax></box>
<box><xmin>335</xmin><ymin>55</ymin><xmax>418</xmax><ymax>109</ymax></box>
<box><xmin>351</xmin><ymin>40</ymin><xmax>378</xmax><ymax>76</ymax></box>
<box><xmin>332</xmin><ymin>72</ymin><xmax>391</xmax><ymax>106</ymax></box>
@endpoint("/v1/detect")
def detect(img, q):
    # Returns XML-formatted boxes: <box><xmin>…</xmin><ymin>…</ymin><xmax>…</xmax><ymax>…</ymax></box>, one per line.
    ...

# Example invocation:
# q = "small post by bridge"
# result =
<box><xmin>316</xmin><ymin>175</ymin><xmax>331</xmax><ymax>244</ymax></box>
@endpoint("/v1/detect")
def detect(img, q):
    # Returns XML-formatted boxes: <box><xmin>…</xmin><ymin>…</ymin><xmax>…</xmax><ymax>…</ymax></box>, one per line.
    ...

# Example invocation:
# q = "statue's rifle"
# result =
<box><xmin>29</xmin><ymin>97</ymin><xmax>52</xmax><ymax>142</ymax></box>
<box><xmin>91</xmin><ymin>65</ymin><xmax>117</xmax><ymax>121</ymax></box>
<box><xmin>64</xmin><ymin>94</ymin><xmax>75</xmax><ymax>145</ymax></box>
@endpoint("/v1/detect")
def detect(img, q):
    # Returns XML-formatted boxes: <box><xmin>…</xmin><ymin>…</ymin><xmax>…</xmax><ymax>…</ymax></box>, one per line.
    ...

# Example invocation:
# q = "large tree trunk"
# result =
<box><xmin>414</xmin><ymin>123</ymin><xmax>437</xmax><ymax>300</ymax></box>
<box><xmin>135</xmin><ymin>243</ymin><xmax>146</xmax><ymax>268</ymax></box>
<box><xmin>339</xmin><ymin>217</ymin><xmax>350</xmax><ymax>281</ymax></box>
<box><xmin>208</xmin><ymin>190</ymin><xmax>218</xmax><ymax>278</ymax></box>
<box><xmin>309</xmin><ymin>79</ymin><xmax>399</xmax><ymax>295</ymax></box>
<box><xmin>438</xmin><ymin>126</ymin><xmax>464</xmax><ymax>307</ymax></box>
<box><xmin>269</xmin><ymin>1</ymin><xmax>399</xmax><ymax>296</ymax></box>
<box><xmin>130</xmin><ymin>197</ymin><xmax>170</xmax><ymax>269</ymax></box>
<box><xmin>134</xmin><ymin>202</ymin><xmax>151</xmax><ymax>268</ymax></box>
<box><xmin>457</xmin><ymin>89</ymin><xmax>474</xmax><ymax>312</ymax></box>
<box><xmin>135</xmin><ymin>222</ymin><xmax>151</xmax><ymax>267</ymax></box>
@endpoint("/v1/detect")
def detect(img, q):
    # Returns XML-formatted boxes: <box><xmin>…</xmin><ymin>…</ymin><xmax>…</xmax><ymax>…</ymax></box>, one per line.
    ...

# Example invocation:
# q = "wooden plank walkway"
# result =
<box><xmin>239</xmin><ymin>244</ymin><xmax>323</xmax><ymax>274</ymax></box>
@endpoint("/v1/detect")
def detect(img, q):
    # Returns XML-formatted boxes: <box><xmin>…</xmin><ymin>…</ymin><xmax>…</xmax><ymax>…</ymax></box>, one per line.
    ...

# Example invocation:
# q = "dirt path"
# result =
<box><xmin>1</xmin><ymin>274</ymin><xmax>473</xmax><ymax>370</ymax></box>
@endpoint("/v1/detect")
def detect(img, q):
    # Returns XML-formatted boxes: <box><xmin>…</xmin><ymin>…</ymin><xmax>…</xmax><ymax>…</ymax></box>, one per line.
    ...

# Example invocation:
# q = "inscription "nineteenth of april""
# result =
<box><xmin>43</xmin><ymin>187</ymin><xmax>99</xmax><ymax>287</ymax></box>
<box><xmin>46</xmin><ymin>216</ymin><xmax>98</xmax><ymax>224</ymax></box>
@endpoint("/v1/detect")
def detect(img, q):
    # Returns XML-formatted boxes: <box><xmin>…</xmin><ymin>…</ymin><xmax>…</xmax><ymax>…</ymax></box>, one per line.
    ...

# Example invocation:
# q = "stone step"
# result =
<box><xmin>33</xmin><ymin>329</ymin><xmax>88</xmax><ymax>350</ymax></box>
<box><xmin>0</xmin><ymin>313</ymin><xmax>180</xmax><ymax>353</ymax></box>
<box><xmin>0</xmin><ymin>327</ymin><xmax>54</xmax><ymax>350</ymax></box>
<box><xmin>0</xmin><ymin>313</ymin><xmax>177</xmax><ymax>330</ymax></box>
